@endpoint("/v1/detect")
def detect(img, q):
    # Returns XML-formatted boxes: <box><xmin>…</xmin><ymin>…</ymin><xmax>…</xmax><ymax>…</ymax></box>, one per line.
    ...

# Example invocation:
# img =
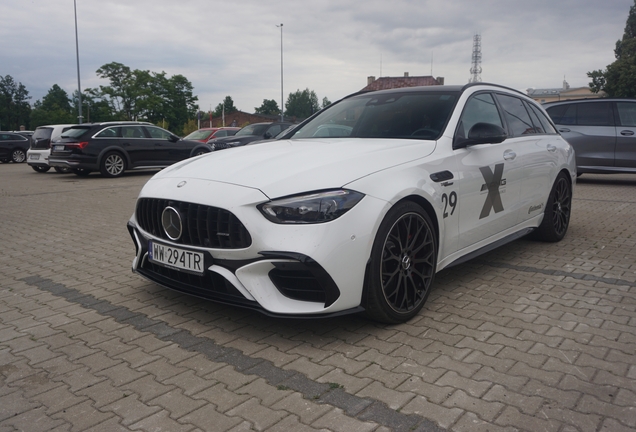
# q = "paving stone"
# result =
<box><xmin>129</xmin><ymin>409</ymin><xmax>195</xmax><ymax>432</ymax></box>
<box><xmin>178</xmin><ymin>404</ymin><xmax>243</xmax><ymax>431</ymax></box>
<box><xmin>270</xmin><ymin>392</ymin><xmax>332</xmax><ymax>425</ymax></box>
<box><xmin>401</xmin><ymin>395</ymin><xmax>463</xmax><ymax>430</ymax></box>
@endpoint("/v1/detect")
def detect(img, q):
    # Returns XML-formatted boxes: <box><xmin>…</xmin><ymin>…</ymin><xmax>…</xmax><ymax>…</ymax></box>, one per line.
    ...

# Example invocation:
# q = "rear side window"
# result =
<box><xmin>496</xmin><ymin>94</ymin><xmax>535</xmax><ymax>136</ymax></box>
<box><xmin>577</xmin><ymin>102</ymin><xmax>612</xmax><ymax>126</ymax></box>
<box><xmin>62</xmin><ymin>126</ymin><xmax>92</xmax><ymax>138</ymax></box>
<box><xmin>617</xmin><ymin>102</ymin><xmax>636</xmax><ymax>127</ymax></box>
<box><xmin>527</xmin><ymin>104</ymin><xmax>557</xmax><ymax>134</ymax></box>
<box><xmin>95</xmin><ymin>127</ymin><xmax>118</xmax><ymax>138</ymax></box>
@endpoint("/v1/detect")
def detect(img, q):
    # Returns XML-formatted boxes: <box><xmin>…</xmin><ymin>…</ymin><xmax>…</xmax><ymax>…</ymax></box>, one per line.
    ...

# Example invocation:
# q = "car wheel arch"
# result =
<box><xmin>361</xmin><ymin>194</ymin><xmax>441</xmax><ymax>295</ymax></box>
<box><xmin>98</xmin><ymin>147</ymin><xmax>131</xmax><ymax>168</ymax></box>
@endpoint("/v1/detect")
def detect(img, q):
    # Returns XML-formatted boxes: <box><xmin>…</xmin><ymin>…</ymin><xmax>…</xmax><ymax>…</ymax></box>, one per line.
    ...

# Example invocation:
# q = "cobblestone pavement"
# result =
<box><xmin>1</xmin><ymin>163</ymin><xmax>635</xmax><ymax>432</ymax></box>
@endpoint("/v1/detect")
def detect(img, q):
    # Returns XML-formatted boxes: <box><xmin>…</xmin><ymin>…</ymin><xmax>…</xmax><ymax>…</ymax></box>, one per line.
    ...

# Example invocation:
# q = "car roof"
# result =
<box><xmin>543</xmin><ymin>98</ymin><xmax>636</xmax><ymax>106</ymax></box>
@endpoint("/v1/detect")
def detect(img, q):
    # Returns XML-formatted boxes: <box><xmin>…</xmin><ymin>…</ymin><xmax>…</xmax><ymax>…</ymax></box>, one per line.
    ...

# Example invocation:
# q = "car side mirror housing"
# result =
<box><xmin>263</xmin><ymin>132</ymin><xmax>272</xmax><ymax>140</ymax></box>
<box><xmin>454</xmin><ymin>122</ymin><xmax>507</xmax><ymax>149</ymax></box>
<box><xmin>169</xmin><ymin>134</ymin><xmax>179</xmax><ymax>143</ymax></box>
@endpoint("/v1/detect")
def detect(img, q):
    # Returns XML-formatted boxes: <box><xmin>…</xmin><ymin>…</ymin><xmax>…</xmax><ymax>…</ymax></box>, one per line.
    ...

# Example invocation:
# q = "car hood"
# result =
<box><xmin>154</xmin><ymin>138</ymin><xmax>436</xmax><ymax>198</ymax></box>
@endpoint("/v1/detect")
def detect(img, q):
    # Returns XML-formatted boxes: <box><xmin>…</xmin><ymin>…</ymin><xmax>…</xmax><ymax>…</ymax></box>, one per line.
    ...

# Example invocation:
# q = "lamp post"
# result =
<box><xmin>74</xmin><ymin>0</ymin><xmax>83</xmax><ymax>123</ymax></box>
<box><xmin>276</xmin><ymin>23</ymin><xmax>283</xmax><ymax>122</ymax></box>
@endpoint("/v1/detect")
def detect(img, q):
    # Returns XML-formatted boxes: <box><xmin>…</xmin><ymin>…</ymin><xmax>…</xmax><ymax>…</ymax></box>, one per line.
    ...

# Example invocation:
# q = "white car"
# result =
<box><xmin>128</xmin><ymin>83</ymin><xmax>576</xmax><ymax>323</ymax></box>
<box><xmin>27</xmin><ymin>124</ymin><xmax>76</xmax><ymax>173</ymax></box>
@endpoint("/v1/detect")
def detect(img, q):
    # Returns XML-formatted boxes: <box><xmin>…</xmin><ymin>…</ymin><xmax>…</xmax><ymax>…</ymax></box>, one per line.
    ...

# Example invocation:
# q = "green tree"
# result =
<box><xmin>214</xmin><ymin>96</ymin><xmax>238</xmax><ymax>117</ymax></box>
<box><xmin>0</xmin><ymin>75</ymin><xmax>31</xmax><ymax>130</ymax></box>
<box><xmin>94</xmin><ymin>62</ymin><xmax>198</xmax><ymax>133</ymax></box>
<box><xmin>30</xmin><ymin>84</ymin><xmax>74</xmax><ymax>127</ymax></box>
<box><xmin>588</xmin><ymin>0</ymin><xmax>636</xmax><ymax>96</ymax></box>
<box><xmin>255</xmin><ymin>99</ymin><xmax>280</xmax><ymax>115</ymax></box>
<box><xmin>285</xmin><ymin>88</ymin><xmax>319</xmax><ymax>119</ymax></box>
<box><xmin>71</xmin><ymin>89</ymin><xmax>118</xmax><ymax>123</ymax></box>
<box><xmin>322</xmin><ymin>97</ymin><xmax>331</xmax><ymax>109</ymax></box>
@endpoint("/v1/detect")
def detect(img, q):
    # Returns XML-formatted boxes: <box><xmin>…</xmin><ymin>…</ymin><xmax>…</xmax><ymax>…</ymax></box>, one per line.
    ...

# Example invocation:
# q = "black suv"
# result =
<box><xmin>49</xmin><ymin>122</ymin><xmax>201</xmax><ymax>177</ymax></box>
<box><xmin>190</xmin><ymin>122</ymin><xmax>294</xmax><ymax>155</ymax></box>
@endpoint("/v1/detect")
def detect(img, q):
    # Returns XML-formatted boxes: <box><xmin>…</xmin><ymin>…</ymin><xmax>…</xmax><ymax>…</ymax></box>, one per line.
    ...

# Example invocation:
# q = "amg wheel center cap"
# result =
<box><xmin>161</xmin><ymin>206</ymin><xmax>182</xmax><ymax>240</ymax></box>
<box><xmin>401</xmin><ymin>255</ymin><xmax>411</xmax><ymax>270</ymax></box>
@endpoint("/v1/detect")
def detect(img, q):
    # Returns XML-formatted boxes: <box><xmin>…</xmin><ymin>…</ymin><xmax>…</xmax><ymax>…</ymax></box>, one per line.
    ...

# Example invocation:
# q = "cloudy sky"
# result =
<box><xmin>2</xmin><ymin>0</ymin><xmax>633</xmax><ymax>114</ymax></box>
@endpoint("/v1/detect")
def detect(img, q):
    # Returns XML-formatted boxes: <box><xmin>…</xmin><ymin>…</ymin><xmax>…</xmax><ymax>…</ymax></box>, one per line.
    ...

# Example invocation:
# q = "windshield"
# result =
<box><xmin>235</xmin><ymin>124</ymin><xmax>269</xmax><ymax>137</ymax></box>
<box><xmin>292</xmin><ymin>91</ymin><xmax>458</xmax><ymax>141</ymax></box>
<box><xmin>184</xmin><ymin>130</ymin><xmax>213</xmax><ymax>140</ymax></box>
<box><xmin>61</xmin><ymin>126</ymin><xmax>92</xmax><ymax>138</ymax></box>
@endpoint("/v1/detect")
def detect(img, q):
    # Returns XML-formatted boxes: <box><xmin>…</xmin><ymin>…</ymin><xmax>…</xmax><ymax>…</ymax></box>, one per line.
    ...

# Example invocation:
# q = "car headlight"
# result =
<box><xmin>258</xmin><ymin>189</ymin><xmax>365</xmax><ymax>224</ymax></box>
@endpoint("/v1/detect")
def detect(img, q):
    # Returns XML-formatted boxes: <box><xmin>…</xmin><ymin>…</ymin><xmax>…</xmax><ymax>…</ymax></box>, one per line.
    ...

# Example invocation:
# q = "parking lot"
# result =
<box><xmin>1</xmin><ymin>163</ymin><xmax>635</xmax><ymax>432</ymax></box>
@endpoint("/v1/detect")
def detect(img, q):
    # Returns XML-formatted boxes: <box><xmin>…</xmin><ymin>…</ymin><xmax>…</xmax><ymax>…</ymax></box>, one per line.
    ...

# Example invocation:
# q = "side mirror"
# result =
<box><xmin>454</xmin><ymin>122</ymin><xmax>507</xmax><ymax>149</ymax></box>
<box><xmin>263</xmin><ymin>132</ymin><xmax>272</xmax><ymax>140</ymax></box>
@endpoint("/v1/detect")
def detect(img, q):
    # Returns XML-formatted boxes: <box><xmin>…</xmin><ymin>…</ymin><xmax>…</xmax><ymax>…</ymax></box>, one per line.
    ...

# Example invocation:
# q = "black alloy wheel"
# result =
<box><xmin>532</xmin><ymin>172</ymin><xmax>572</xmax><ymax>242</ymax></box>
<box><xmin>364</xmin><ymin>201</ymin><xmax>437</xmax><ymax>323</ymax></box>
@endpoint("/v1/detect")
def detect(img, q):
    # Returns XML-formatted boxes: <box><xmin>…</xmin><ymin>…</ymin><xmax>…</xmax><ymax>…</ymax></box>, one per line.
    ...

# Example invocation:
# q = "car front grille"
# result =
<box><xmin>136</xmin><ymin>198</ymin><xmax>252</xmax><ymax>249</ymax></box>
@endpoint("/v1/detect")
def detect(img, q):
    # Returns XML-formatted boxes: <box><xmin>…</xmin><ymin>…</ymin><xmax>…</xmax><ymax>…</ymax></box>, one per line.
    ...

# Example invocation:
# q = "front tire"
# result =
<box><xmin>532</xmin><ymin>172</ymin><xmax>572</xmax><ymax>242</ymax></box>
<box><xmin>100</xmin><ymin>152</ymin><xmax>126</xmax><ymax>177</ymax></box>
<box><xmin>364</xmin><ymin>201</ymin><xmax>437</xmax><ymax>323</ymax></box>
<box><xmin>32</xmin><ymin>165</ymin><xmax>51</xmax><ymax>173</ymax></box>
<box><xmin>11</xmin><ymin>149</ymin><xmax>26</xmax><ymax>163</ymax></box>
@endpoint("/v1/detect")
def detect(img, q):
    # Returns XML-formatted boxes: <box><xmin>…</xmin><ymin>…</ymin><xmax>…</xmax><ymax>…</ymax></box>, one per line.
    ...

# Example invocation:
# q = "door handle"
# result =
<box><xmin>620</xmin><ymin>130</ymin><xmax>635</xmax><ymax>136</ymax></box>
<box><xmin>122</xmin><ymin>142</ymin><xmax>130</xmax><ymax>147</ymax></box>
<box><xmin>558</xmin><ymin>128</ymin><xmax>571</xmax><ymax>133</ymax></box>
<box><xmin>547</xmin><ymin>144</ymin><xmax>557</xmax><ymax>152</ymax></box>
<box><xmin>155</xmin><ymin>143</ymin><xmax>163</xmax><ymax>147</ymax></box>
<box><xmin>503</xmin><ymin>150</ymin><xmax>516</xmax><ymax>160</ymax></box>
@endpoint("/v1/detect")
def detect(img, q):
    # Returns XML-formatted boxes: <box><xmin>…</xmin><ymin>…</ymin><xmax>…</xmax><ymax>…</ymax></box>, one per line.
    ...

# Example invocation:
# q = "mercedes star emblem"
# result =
<box><xmin>161</xmin><ymin>206</ymin><xmax>182</xmax><ymax>240</ymax></box>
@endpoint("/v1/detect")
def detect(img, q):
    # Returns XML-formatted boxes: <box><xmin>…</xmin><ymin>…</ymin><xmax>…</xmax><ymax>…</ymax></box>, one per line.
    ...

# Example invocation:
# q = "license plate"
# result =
<box><xmin>29</xmin><ymin>154</ymin><xmax>40</xmax><ymax>160</ymax></box>
<box><xmin>148</xmin><ymin>241</ymin><xmax>205</xmax><ymax>275</ymax></box>
<box><xmin>53</xmin><ymin>145</ymin><xmax>64</xmax><ymax>151</ymax></box>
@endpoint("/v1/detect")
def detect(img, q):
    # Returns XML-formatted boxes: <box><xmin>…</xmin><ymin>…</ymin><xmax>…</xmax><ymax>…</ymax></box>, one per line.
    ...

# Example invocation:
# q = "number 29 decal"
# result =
<box><xmin>441</xmin><ymin>191</ymin><xmax>458</xmax><ymax>218</ymax></box>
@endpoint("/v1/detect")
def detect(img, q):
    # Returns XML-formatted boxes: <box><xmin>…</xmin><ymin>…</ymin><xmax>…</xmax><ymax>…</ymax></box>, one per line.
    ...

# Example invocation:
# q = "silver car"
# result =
<box><xmin>544</xmin><ymin>99</ymin><xmax>636</xmax><ymax>175</ymax></box>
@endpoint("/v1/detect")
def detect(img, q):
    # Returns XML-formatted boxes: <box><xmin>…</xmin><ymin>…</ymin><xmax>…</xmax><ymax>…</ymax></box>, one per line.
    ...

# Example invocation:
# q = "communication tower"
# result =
<box><xmin>469</xmin><ymin>33</ymin><xmax>482</xmax><ymax>83</ymax></box>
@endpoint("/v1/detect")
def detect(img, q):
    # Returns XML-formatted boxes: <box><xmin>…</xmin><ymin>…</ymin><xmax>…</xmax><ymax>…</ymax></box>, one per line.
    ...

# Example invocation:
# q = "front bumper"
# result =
<box><xmin>127</xmin><ymin>177</ymin><xmax>389</xmax><ymax>318</ymax></box>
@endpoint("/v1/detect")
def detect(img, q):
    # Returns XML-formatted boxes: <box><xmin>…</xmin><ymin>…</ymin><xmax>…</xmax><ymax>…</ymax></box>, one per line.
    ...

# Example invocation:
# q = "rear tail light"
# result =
<box><xmin>65</xmin><ymin>141</ymin><xmax>89</xmax><ymax>149</ymax></box>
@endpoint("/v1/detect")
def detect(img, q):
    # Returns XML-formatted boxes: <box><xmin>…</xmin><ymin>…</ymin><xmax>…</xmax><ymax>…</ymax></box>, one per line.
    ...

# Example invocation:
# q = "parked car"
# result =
<box><xmin>192</xmin><ymin>122</ymin><xmax>294</xmax><ymax>154</ymax></box>
<box><xmin>543</xmin><ymin>98</ymin><xmax>636</xmax><ymax>175</ymax></box>
<box><xmin>183</xmin><ymin>127</ymin><xmax>240</xmax><ymax>143</ymax></box>
<box><xmin>48</xmin><ymin>122</ymin><xmax>201</xmax><ymax>178</ymax></box>
<box><xmin>27</xmin><ymin>124</ymin><xmax>76</xmax><ymax>173</ymax></box>
<box><xmin>127</xmin><ymin>83</ymin><xmax>576</xmax><ymax>323</ymax></box>
<box><xmin>0</xmin><ymin>132</ymin><xmax>30</xmax><ymax>163</ymax></box>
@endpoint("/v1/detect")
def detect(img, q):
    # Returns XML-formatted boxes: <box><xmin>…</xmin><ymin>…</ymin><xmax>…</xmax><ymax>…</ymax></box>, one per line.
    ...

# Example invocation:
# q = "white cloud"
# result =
<box><xmin>1</xmin><ymin>0</ymin><xmax>632</xmax><ymax>117</ymax></box>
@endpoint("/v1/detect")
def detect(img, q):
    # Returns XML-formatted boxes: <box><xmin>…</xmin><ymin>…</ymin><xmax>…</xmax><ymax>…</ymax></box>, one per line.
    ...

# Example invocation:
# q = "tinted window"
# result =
<box><xmin>293</xmin><ymin>91</ymin><xmax>458</xmax><ymax>140</ymax></box>
<box><xmin>121</xmin><ymin>126</ymin><xmax>146</xmax><ymax>138</ymax></box>
<box><xmin>496</xmin><ymin>94</ymin><xmax>536</xmax><ymax>136</ymax></box>
<box><xmin>577</xmin><ymin>102</ymin><xmax>612</xmax><ymax>126</ymax></box>
<box><xmin>524</xmin><ymin>101</ymin><xmax>546</xmax><ymax>133</ymax></box>
<box><xmin>617</xmin><ymin>102</ymin><xmax>636</xmax><ymax>127</ymax></box>
<box><xmin>95</xmin><ymin>127</ymin><xmax>118</xmax><ymax>138</ymax></box>
<box><xmin>145</xmin><ymin>126</ymin><xmax>172</xmax><ymax>139</ymax></box>
<box><xmin>457</xmin><ymin>93</ymin><xmax>503</xmax><ymax>139</ymax></box>
<box><xmin>546</xmin><ymin>104</ymin><xmax>577</xmax><ymax>125</ymax></box>
<box><xmin>62</xmin><ymin>126</ymin><xmax>92</xmax><ymax>138</ymax></box>
<box><xmin>528</xmin><ymin>104</ymin><xmax>557</xmax><ymax>134</ymax></box>
<box><xmin>32</xmin><ymin>127</ymin><xmax>53</xmax><ymax>140</ymax></box>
